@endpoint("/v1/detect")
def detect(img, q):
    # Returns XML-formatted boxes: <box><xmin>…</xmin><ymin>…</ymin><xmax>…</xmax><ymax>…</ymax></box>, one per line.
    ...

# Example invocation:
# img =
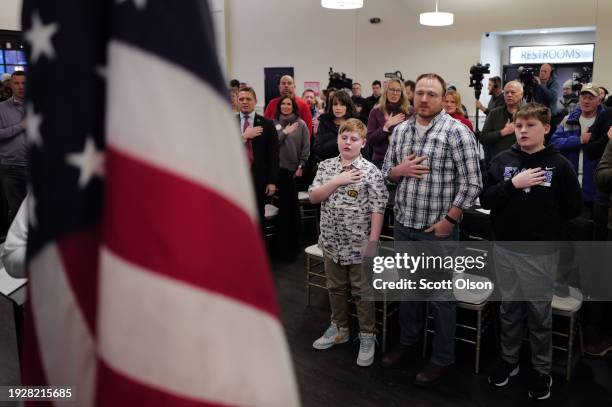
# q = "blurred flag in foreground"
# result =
<box><xmin>21</xmin><ymin>0</ymin><xmax>299</xmax><ymax>405</ymax></box>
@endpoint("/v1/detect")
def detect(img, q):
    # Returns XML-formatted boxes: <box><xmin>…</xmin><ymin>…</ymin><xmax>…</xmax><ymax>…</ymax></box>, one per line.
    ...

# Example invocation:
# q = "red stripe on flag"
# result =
<box><xmin>97</xmin><ymin>360</ymin><xmax>235</xmax><ymax>407</ymax></box>
<box><xmin>102</xmin><ymin>146</ymin><xmax>279</xmax><ymax>318</ymax></box>
<box><xmin>21</xmin><ymin>293</ymin><xmax>52</xmax><ymax>407</ymax></box>
<box><xmin>56</xmin><ymin>225</ymin><xmax>102</xmax><ymax>336</ymax></box>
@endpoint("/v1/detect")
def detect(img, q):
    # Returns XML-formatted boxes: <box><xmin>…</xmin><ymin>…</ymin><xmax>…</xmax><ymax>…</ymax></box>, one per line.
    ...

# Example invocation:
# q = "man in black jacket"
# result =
<box><xmin>351</xmin><ymin>82</ymin><xmax>371</xmax><ymax>124</ymax></box>
<box><xmin>533</xmin><ymin>64</ymin><xmax>561</xmax><ymax>139</ymax></box>
<box><xmin>476</xmin><ymin>76</ymin><xmax>505</xmax><ymax>116</ymax></box>
<box><xmin>533</xmin><ymin>64</ymin><xmax>560</xmax><ymax>116</ymax></box>
<box><xmin>238</xmin><ymin>87</ymin><xmax>279</xmax><ymax>225</ymax></box>
<box><xmin>366</xmin><ymin>80</ymin><xmax>382</xmax><ymax>108</ymax></box>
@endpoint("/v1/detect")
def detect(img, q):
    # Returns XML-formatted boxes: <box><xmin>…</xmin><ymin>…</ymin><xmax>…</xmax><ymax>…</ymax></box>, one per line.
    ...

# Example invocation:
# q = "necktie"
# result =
<box><xmin>243</xmin><ymin>114</ymin><xmax>254</xmax><ymax>165</ymax></box>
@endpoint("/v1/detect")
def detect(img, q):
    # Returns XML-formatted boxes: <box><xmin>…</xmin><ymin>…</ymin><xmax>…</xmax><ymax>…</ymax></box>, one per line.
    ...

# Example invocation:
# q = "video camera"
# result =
<box><xmin>517</xmin><ymin>66</ymin><xmax>537</xmax><ymax>101</ymax></box>
<box><xmin>572</xmin><ymin>65</ymin><xmax>593</xmax><ymax>92</ymax></box>
<box><xmin>469</xmin><ymin>63</ymin><xmax>490</xmax><ymax>100</ymax></box>
<box><xmin>327</xmin><ymin>67</ymin><xmax>353</xmax><ymax>90</ymax></box>
<box><xmin>384</xmin><ymin>71</ymin><xmax>404</xmax><ymax>81</ymax></box>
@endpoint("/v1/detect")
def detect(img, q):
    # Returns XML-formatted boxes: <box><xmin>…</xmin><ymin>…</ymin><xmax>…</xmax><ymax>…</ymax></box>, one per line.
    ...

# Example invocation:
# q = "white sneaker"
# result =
<box><xmin>356</xmin><ymin>333</ymin><xmax>376</xmax><ymax>367</ymax></box>
<box><xmin>313</xmin><ymin>324</ymin><xmax>349</xmax><ymax>350</ymax></box>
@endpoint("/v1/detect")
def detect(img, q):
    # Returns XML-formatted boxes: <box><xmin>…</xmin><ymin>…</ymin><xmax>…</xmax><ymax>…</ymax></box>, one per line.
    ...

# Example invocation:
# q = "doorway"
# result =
<box><xmin>264</xmin><ymin>67</ymin><xmax>294</xmax><ymax>110</ymax></box>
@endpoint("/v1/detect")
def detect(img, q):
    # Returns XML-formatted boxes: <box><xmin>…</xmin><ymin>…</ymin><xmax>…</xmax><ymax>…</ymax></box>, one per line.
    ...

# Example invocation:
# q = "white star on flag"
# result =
<box><xmin>116</xmin><ymin>0</ymin><xmax>148</xmax><ymax>10</ymax></box>
<box><xmin>26</xmin><ymin>103</ymin><xmax>43</xmax><ymax>147</ymax></box>
<box><xmin>24</xmin><ymin>11</ymin><xmax>59</xmax><ymax>63</ymax></box>
<box><xmin>66</xmin><ymin>137</ymin><xmax>105</xmax><ymax>188</ymax></box>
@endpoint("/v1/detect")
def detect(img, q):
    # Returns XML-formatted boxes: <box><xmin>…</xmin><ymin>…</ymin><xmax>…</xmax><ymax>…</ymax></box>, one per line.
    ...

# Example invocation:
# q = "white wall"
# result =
<box><xmin>227</xmin><ymin>0</ymin><xmax>358</xmax><ymax>101</ymax></box>
<box><xmin>226</xmin><ymin>0</ymin><xmax>608</xmax><ymax>109</ymax></box>
<box><xmin>0</xmin><ymin>0</ymin><xmax>21</xmax><ymax>30</ymax></box>
<box><xmin>208</xmin><ymin>0</ymin><xmax>228</xmax><ymax>77</ymax></box>
<box><xmin>480</xmin><ymin>33</ymin><xmax>502</xmax><ymax>78</ymax></box>
<box><xmin>594</xmin><ymin>0</ymin><xmax>612</xmax><ymax>85</ymax></box>
<box><xmin>477</xmin><ymin>32</ymin><xmax>503</xmax><ymax>112</ymax></box>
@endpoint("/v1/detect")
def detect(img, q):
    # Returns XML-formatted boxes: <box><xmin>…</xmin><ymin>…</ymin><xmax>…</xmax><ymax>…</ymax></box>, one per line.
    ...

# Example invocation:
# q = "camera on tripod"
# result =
<box><xmin>571</xmin><ymin>65</ymin><xmax>593</xmax><ymax>92</ymax></box>
<box><xmin>468</xmin><ymin>62</ymin><xmax>491</xmax><ymax>137</ymax></box>
<box><xmin>327</xmin><ymin>67</ymin><xmax>353</xmax><ymax>90</ymax></box>
<box><xmin>469</xmin><ymin>63</ymin><xmax>490</xmax><ymax>100</ymax></box>
<box><xmin>517</xmin><ymin>66</ymin><xmax>537</xmax><ymax>101</ymax></box>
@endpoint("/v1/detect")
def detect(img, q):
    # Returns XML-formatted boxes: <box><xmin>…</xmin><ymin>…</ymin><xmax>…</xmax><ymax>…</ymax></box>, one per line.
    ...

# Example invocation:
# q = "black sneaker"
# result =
<box><xmin>528</xmin><ymin>371</ymin><xmax>552</xmax><ymax>400</ymax></box>
<box><xmin>488</xmin><ymin>360</ymin><xmax>519</xmax><ymax>387</ymax></box>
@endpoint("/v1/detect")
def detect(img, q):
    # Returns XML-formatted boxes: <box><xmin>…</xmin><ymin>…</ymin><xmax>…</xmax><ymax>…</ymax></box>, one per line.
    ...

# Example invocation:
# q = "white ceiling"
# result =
<box><xmin>494</xmin><ymin>26</ymin><xmax>597</xmax><ymax>36</ymax></box>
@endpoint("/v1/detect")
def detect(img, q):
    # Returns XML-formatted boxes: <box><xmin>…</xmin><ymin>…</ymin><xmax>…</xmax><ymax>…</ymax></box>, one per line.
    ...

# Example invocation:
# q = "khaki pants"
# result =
<box><xmin>324</xmin><ymin>255</ymin><xmax>376</xmax><ymax>333</ymax></box>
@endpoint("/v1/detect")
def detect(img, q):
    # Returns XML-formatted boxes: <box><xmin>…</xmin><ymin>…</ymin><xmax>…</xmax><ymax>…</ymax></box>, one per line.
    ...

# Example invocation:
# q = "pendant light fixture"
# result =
<box><xmin>321</xmin><ymin>0</ymin><xmax>363</xmax><ymax>10</ymax></box>
<box><xmin>420</xmin><ymin>0</ymin><xmax>454</xmax><ymax>26</ymax></box>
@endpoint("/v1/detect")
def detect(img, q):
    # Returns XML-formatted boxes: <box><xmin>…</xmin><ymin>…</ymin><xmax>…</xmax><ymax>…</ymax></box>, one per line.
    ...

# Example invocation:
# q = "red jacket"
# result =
<box><xmin>449</xmin><ymin>111</ymin><xmax>474</xmax><ymax>133</ymax></box>
<box><xmin>264</xmin><ymin>96</ymin><xmax>313</xmax><ymax>135</ymax></box>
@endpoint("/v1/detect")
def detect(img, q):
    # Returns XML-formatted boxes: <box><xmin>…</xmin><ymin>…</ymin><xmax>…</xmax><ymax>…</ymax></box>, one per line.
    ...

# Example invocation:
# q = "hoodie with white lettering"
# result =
<box><xmin>480</xmin><ymin>143</ymin><xmax>582</xmax><ymax>243</ymax></box>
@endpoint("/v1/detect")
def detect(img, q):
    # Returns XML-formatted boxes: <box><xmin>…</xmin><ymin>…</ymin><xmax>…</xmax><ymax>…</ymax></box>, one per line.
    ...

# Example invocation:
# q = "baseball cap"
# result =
<box><xmin>563</xmin><ymin>79</ymin><xmax>573</xmax><ymax>89</ymax></box>
<box><xmin>580</xmin><ymin>83</ymin><xmax>600</xmax><ymax>97</ymax></box>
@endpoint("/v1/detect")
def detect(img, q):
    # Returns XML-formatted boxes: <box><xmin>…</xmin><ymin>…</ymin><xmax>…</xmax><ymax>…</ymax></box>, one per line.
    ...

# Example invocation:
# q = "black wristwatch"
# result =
<box><xmin>444</xmin><ymin>215</ymin><xmax>458</xmax><ymax>225</ymax></box>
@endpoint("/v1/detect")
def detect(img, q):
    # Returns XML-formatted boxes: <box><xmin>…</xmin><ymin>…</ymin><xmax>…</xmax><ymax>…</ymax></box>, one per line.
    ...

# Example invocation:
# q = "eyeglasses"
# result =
<box><xmin>388</xmin><ymin>88</ymin><xmax>402</xmax><ymax>94</ymax></box>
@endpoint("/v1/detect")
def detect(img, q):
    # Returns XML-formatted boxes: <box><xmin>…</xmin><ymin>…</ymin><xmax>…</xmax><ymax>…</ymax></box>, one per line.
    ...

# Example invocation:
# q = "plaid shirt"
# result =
<box><xmin>382</xmin><ymin>110</ymin><xmax>482</xmax><ymax>229</ymax></box>
<box><xmin>309</xmin><ymin>155</ymin><xmax>388</xmax><ymax>265</ymax></box>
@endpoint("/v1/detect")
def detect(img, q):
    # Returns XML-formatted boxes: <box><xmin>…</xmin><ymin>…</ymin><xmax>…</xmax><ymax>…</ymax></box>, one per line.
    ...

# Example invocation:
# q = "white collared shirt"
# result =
<box><xmin>240</xmin><ymin>111</ymin><xmax>256</xmax><ymax>131</ymax></box>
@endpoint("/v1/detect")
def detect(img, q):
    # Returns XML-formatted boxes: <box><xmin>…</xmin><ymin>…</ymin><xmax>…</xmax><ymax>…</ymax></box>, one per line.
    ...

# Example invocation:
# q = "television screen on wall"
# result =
<box><xmin>4</xmin><ymin>50</ymin><xmax>27</xmax><ymax>65</ymax></box>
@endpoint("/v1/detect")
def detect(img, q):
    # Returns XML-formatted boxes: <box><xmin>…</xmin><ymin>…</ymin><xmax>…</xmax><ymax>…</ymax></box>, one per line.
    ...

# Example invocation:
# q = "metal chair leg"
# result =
<box><xmin>566</xmin><ymin>315</ymin><xmax>576</xmax><ymax>381</ymax></box>
<box><xmin>306</xmin><ymin>255</ymin><xmax>311</xmax><ymax>306</ymax></box>
<box><xmin>475</xmin><ymin>309</ymin><xmax>483</xmax><ymax>374</ymax></box>
<box><xmin>578</xmin><ymin>319</ymin><xmax>584</xmax><ymax>356</ymax></box>
<box><xmin>423</xmin><ymin>303</ymin><xmax>429</xmax><ymax>358</ymax></box>
<box><xmin>382</xmin><ymin>299</ymin><xmax>388</xmax><ymax>353</ymax></box>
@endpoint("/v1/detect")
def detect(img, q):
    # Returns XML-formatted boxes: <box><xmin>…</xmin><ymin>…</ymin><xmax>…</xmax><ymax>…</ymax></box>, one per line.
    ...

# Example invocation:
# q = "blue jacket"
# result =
<box><xmin>550</xmin><ymin>105</ymin><xmax>606</xmax><ymax>202</ymax></box>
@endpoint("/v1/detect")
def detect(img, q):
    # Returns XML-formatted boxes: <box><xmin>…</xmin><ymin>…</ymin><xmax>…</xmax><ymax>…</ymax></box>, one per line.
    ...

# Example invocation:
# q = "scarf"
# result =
<box><xmin>385</xmin><ymin>101</ymin><xmax>401</xmax><ymax>114</ymax></box>
<box><xmin>278</xmin><ymin>113</ymin><xmax>298</xmax><ymax>127</ymax></box>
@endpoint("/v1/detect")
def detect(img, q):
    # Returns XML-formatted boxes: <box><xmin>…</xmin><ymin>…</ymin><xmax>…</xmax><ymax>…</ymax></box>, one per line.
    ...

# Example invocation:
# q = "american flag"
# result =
<box><xmin>21</xmin><ymin>0</ymin><xmax>299</xmax><ymax>406</ymax></box>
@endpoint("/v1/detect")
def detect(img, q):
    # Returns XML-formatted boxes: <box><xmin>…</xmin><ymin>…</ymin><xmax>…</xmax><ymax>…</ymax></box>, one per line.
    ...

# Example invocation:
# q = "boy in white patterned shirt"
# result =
<box><xmin>309</xmin><ymin>118</ymin><xmax>388</xmax><ymax>366</ymax></box>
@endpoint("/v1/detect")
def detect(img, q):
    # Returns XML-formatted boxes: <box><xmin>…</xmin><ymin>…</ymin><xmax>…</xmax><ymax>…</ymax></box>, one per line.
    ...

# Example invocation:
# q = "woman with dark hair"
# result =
<box><xmin>323</xmin><ymin>87</ymin><xmax>337</xmax><ymax>114</ymax></box>
<box><xmin>443</xmin><ymin>89</ymin><xmax>474</xmax><ymax>132</ymax></box>
<box><xmin>273</xmin><ymin>96</ymin><xmax>310</xmax><ymax>259</ymax></box>
<box><xmin>314</xmin><ymin>90</ymin><xmax>355</xmax><ymax>161</ymax></box>
<box><xmin>366</xmin><ymin>78</ymin><xmax>412</xmax><ymax>169</ymax></box>
<box><xmin>313</xmin><ymin>87</ymin><xmax>336</xmax><ymax>135</ymax></box>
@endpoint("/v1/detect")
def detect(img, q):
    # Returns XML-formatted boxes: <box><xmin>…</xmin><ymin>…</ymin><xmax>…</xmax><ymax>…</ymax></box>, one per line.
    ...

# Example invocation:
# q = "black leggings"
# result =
<box><xmin>276</xmin><ymin>168</ymin><xmax>301</xmax><ymax>256</ymax></box>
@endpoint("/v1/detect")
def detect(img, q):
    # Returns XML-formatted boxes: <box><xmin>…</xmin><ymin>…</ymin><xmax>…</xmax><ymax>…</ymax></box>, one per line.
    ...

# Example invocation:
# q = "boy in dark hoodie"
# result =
<box><xmin>481</xmin><ymin>103</ymin><xmax>582</xmax><ymax>401</ymax></box>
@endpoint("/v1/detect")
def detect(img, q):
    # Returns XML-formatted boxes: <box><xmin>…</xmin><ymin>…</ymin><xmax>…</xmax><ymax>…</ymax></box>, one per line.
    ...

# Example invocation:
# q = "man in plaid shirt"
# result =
<box><xmin>380</xmin><ymin>73</ymin><xmax>482</xmax><ymax>386</ymax></box>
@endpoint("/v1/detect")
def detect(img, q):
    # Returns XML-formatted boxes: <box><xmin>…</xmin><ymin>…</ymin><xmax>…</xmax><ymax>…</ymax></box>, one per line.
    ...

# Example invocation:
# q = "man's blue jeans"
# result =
<box><xmin>394</xmin><ymin>223</ymin><xmax>458</xmax><ymax>367</ymax></box>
